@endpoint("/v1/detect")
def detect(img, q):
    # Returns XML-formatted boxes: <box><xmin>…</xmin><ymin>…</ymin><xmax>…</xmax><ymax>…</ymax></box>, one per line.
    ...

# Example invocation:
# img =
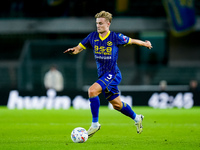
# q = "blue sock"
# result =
<box><xmin>89</xmin><ymin>96</ymin><xmax>100</xmax><ymax>123</ymax></box>
<box><xmin>119</xmin><ymin>102</ymin><xmax>136</xmax><ymax>120</ymax></box>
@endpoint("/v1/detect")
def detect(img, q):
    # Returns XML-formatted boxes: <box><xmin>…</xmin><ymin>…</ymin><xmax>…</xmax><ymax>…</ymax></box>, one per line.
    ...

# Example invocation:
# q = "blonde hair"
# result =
<box><xmin>95</xmin><ymin>11</ymin><xmax>112</xmax><ymax>23</ymax></box>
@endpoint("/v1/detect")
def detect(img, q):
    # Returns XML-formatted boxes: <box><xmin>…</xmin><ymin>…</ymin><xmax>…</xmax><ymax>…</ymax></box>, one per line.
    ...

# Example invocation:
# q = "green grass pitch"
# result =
<box><xmin>0</xmin><ymin>106</ymin><xmax>200</xmax><ymax>150</ymax></box>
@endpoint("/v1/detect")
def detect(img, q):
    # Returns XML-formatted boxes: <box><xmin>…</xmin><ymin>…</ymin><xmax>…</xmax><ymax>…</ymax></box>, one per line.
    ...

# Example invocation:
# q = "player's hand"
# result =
<box><xmin>63</xmin><ymin>48</ymin><xmax>75</xmax><ymax>55</ymax></box>
<box><xmin>145</xmin><ymin>40</ymin><xmax>153</xmax><ymax>49</ymax></box>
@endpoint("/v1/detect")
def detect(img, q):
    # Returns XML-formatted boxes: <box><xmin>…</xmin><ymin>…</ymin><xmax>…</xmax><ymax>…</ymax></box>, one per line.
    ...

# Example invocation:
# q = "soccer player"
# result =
<box><xmin>64</xmin><ymin>11</ymin><xmax>152</xmax><ymax>138</ymax></box>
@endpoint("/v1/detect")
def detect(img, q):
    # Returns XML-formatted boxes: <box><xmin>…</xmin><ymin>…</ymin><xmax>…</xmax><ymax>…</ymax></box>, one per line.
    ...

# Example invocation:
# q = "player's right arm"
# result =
<box><xmin>64</xmin><ymin>32</ymin><xmax>91</xmax><ymax>55</ymax></box>
<box><xmin>63</xmin><ymin>45</ymin><xmax>84</xmax><ymax>55</ymax></box>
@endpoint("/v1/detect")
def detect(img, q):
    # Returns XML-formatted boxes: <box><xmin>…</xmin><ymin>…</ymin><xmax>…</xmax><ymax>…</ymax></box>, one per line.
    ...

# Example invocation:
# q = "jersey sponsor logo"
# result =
<box><xmin>94</xmin><ymin>39</ymin><xmax>99</xmax><ymax>42</ymax></box>
<box><xmin>95</xmin><ymin>56</ymin><xmax>111</xmax><ymax>59</ymax></box>
<box><xmin>94</xmin><ymin>45</ymin><xmax>112</xmax><ymax>55</ymax></box>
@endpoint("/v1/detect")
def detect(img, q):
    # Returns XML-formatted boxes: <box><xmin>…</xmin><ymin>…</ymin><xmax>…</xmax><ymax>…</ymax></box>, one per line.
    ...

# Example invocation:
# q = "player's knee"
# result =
<box><xmin>88</xmin><ymin>86</ymin><xmax>98</xmax><ymax>97</ymax></box>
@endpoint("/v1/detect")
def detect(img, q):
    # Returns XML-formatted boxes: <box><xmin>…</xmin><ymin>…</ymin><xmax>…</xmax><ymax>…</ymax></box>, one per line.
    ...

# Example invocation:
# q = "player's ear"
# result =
<box><xmin>107</xmin><ymin>21</ymin><xmax>111</xmax><ymax>27</ymax></box>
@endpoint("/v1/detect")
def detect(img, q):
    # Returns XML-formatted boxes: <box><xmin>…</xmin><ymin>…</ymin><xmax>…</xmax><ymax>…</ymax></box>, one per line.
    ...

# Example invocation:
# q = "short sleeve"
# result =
<box><xmin>79</xmin><ymin>33</ymin><xmax>92</xmax><ymax>49</ymax></box>
<box><xmin>117</xmin><ymin>33</ymin><xmax>131</xmax><ymax>46</ymax></box>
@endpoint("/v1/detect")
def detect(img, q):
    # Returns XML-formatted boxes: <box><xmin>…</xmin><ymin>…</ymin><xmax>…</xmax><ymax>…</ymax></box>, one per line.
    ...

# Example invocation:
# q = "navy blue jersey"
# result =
<box><xmin>79</xmin><ymin>31</ymin><xmax>131</xmax><ymax>78</ymax></box>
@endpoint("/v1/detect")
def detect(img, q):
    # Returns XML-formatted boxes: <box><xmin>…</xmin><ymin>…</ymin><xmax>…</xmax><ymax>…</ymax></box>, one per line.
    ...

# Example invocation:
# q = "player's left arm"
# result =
<box><xmin>129</xmin><ymin>38</ymin><xmax>152</xmax><ymax>49</ymax></box>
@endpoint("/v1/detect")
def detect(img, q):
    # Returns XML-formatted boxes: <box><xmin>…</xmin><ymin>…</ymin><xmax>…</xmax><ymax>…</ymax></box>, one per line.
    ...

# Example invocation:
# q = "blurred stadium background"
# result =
<box><xmin>0</xmin><ymin>0</ymin><xmax>200</xmax><ymax>107</ymax></box>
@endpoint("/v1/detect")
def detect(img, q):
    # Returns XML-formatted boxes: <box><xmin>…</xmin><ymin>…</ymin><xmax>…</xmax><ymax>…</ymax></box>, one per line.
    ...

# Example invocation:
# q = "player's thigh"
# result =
<box><xmin>109</xmin><ymin>96</ymin><xmax>123</xmax><ymax>110</ymax></box>
<box><xmin>88</xmin><ymin>82</ymin><xmax>102</xmax><ymax>97</ymax></box>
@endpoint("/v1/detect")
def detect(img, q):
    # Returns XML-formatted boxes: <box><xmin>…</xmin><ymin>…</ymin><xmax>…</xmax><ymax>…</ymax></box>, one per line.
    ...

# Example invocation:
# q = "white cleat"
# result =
<box><xmin>135</xmin><ymin>115</ymin><xmax>144</xmax><ymax>134</ymax></box>
<box><xmin>87</xmin><ymin>124</ymin><xmax>101</xmax><ymax>138</ymax></box>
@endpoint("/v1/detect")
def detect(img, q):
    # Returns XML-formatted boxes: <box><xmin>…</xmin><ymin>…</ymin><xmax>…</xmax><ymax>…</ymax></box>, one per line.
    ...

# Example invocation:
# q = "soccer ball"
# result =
<box><xmin>71</xmin><ymin>127</ymin><xmax>88</xmax><ymax>143</ymax></box>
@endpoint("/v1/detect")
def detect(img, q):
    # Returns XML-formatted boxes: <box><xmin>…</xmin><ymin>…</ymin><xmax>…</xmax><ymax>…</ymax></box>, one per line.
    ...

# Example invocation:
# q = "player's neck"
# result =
<box><xmin>99</xmin><ymin>30</ymin><xmax>110</xmax><ymax>38</ymax></box>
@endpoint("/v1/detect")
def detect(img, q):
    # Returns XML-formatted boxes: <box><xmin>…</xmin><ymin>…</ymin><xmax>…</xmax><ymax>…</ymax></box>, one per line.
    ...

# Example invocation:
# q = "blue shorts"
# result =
<box><xmin>96</xmin><ymin>71</ymin><xmax>122</xmax><ymax>101</ymax></box>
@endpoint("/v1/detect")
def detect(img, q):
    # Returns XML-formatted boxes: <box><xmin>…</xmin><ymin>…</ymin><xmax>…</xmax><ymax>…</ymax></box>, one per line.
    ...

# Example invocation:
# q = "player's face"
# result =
<box><xmin>96</xmin><ymin>18</ymin><xmax>110</xmax><ymax>34</ymax></box>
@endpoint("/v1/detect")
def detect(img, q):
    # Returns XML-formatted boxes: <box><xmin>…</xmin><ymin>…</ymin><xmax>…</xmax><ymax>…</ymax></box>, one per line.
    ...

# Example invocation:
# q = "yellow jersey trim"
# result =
<box><xmin>99</xmin><ymin>31</ymin><xmax>110</xmax><ymax>41</ymax></box>
<box><xmin>128</xmin><ymin>38</ymin><xmax>131</xmax><ymax>44</ymax></box>
<box><xmin>79</xmin><ymin>43</ymin><xmax>86</xmax><ymax>49</ymax></box>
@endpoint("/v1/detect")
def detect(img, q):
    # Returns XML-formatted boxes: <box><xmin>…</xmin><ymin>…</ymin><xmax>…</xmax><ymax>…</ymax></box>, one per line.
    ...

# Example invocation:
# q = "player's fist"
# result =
<box><xmin>63</xmin><ymin>48</ymin><xmax>75</xmax><ymax>55</ymax></box>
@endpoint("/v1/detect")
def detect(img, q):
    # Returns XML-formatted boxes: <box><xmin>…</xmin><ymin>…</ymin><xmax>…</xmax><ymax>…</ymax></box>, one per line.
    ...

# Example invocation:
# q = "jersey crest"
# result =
<box><xmin>107</xmin><ymin>41</ymin><xmax>113</xmax><ymax>46</ymax></box>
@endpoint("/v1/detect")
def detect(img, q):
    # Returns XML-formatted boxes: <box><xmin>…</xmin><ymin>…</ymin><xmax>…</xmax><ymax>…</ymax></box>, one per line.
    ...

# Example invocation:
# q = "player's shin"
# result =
<box><xmin>118</xmin><ymin>101</ymin><xmax>137</xmax><ymax>120</ymax></box>
<box><xmin>89</xmin><ymin>96</ymin><xmax>100</xmax><ymax>127</ymax></box>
